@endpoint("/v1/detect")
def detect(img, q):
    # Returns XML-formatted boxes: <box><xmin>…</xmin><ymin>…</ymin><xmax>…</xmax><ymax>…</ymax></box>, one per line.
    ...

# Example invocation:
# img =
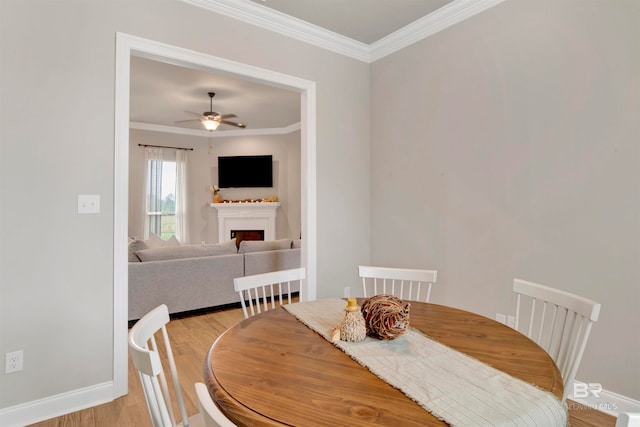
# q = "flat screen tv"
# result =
<box><xmin>218</xmin><ymin>155</ymin><xmax>273</xmax><ymax>188</ymax></box>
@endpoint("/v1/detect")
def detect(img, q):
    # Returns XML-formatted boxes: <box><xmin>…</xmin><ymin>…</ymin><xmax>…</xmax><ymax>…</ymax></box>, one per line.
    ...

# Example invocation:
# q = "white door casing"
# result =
<box><xmin>114</xmin><ymin>32</ymin><xmax>317</xmax><ymax>397</ymax></box>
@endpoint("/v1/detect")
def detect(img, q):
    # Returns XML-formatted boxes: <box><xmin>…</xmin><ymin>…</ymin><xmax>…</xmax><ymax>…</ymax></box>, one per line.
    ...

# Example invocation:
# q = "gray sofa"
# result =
<box><xmin>128</xmin><ymin>238</ymin><xmax>301</xmax><ymax>321</ymax></box>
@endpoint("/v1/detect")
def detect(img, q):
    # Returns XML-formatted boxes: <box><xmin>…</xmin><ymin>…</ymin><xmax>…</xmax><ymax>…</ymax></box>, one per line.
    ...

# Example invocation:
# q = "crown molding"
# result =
<box><xmin>180</xmin><ymin>0</ymin><xmax>506</xmax><ymax>63</ymax></box>
<box><xmin>369</xmin><ymin>0</ymin><xmax>508</xmax><ymax>62</ymax></box>
<box><xmin>181</xmin><ymin>0</ymin><xmax>370</xmax><ymax>62</ymax></box>
<box><xmin>130</xmin><ymin>121</ymin><xmax>301</xmax><ymax>138</ymax></box>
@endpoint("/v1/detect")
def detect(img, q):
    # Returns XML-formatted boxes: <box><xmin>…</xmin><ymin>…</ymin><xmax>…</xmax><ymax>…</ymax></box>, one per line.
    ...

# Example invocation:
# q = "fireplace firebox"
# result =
<box><xmin>231</xmin><ymin>230</ymin><xmax>264</xmax><ymax>248</ymax></box>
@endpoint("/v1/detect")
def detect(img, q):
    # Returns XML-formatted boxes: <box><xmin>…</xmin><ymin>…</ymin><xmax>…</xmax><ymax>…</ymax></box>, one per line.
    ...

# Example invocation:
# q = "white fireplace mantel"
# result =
<box><xmin>211</xmin><ymin>202</ymin><xmax>280</xmax><ymax>243</ymax></box>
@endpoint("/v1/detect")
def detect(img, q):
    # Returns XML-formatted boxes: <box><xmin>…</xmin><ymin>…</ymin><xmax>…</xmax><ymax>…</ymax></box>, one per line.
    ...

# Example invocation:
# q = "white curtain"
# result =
<box><xmin>143</xmin><ymin>147</ymin><xmax>163</xmax><ymax>240</ymax></box>
<box><xmin>175</xmin><ymin>149</ymin><xmax>189</xmax><ymax>244</ymax></box>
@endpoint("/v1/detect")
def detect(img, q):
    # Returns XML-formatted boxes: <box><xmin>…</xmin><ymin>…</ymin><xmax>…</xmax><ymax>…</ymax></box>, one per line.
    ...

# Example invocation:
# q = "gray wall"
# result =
<box><xmin>2</xmin><ymin>0</ymin><xmax>637</xmax><ymax>418</ymax></box>
<box><xmin>129</xmin><ymin>129</ymin><xmax>301</xmax><ymax>244</ymax></box>
<box><xmin>0</xmin><ymin>0</ymin><xmax>370</xmax><ymax>410</ymax></box>
<box><xmin>370</xmin><ymin>0</ymin><xmax>640</xmax><ymax>399</ymax></box>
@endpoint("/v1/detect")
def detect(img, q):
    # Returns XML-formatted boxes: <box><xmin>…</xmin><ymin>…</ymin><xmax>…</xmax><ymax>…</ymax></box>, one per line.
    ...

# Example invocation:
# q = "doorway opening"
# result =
<box><xmin>114</xmin><ymin>33</ymin><xmax>317</xmax><ymax>397</ymax></box>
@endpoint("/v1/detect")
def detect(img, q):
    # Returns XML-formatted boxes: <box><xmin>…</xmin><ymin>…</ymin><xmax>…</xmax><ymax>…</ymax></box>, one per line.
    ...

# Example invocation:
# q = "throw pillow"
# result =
<box><xmin>145</xmin><ymin>232</ymin><xmax>165</xmax><ymax>248</ymax></box>
<box><xmin>128</xmin><ymin>238</ymin><xmax>148</xmax><ymax>262</ymax></box>
<box><xmin>165</xmin><ymin>235</ymin><xmax>181</xmax><ymax>246</ymax></box>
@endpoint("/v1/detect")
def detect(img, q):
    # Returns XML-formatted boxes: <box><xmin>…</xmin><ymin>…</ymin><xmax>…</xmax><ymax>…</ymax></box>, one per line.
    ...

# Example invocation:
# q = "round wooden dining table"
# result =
<box><xmin>204</xmin><ymin>299</ymin><xmax>563</xmax><ymax>426</ymax></box>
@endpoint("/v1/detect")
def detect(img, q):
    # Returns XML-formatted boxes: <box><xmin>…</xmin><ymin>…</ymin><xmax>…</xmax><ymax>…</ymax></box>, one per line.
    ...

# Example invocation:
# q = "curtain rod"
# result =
<box><xmin>138</xmin><ymin>144</ymin><xmax>193</xmax><ymax>151</ymax></box>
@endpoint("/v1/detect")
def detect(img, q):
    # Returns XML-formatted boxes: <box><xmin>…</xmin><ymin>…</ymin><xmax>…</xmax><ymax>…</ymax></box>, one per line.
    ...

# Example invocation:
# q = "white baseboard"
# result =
<box><xmin>568</xmin><ymin>380</ymin><xmax>640</xmax><ymax>417</ymax></box>
<box><xmin>0</xmin><ymin>381</ymin><xmax>114</xmax><ymax>427</ymax></box>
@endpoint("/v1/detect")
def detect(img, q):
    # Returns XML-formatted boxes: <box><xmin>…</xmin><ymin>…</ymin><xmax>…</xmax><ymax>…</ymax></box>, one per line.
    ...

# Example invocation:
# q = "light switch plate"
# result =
<box><xmin>78</xmin><ymin>195</ymin><xmax>100</xmax><ymax>214</ymax></box>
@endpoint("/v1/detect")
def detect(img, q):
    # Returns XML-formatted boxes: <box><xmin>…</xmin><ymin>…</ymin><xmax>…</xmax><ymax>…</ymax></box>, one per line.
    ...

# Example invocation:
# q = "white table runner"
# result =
<box><xmin>284</xmin><ymin>299</ymin><xmax>567</xmax><ymax>427</ymax></box>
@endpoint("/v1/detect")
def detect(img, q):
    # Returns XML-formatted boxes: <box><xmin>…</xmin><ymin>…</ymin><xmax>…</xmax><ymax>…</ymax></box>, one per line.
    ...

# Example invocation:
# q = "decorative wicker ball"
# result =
<box><xmin>361</xmin><ymin>294</ymin><xmax>411</xmax><ymax>340</ymax></box>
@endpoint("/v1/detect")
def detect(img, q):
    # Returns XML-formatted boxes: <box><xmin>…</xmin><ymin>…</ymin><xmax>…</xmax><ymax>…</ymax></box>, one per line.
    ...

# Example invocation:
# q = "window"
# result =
<box><xmin>145</xmin><ymin>160</ymin><xmax>177</xmax><ymax>240</ymax></box>
<box><xmin>143</xmin><ymin>146</ymin><xmax>189</xmax><ymax>243</ymax></box>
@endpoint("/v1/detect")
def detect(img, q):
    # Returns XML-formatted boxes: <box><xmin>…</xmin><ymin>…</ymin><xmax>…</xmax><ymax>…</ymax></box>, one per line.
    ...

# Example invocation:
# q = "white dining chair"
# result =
<box><xmin>359</xmin><ymin>265</ymin><xmax>438</xmax><ymax>302</ymax></box>
<box><xmin>234</xmin><ymin>267</ymin><xmax>305</xmax><ymax>319</ymax></box>
<box><xmin>513</xmin><ymin>278</ymin><xmax>601</xmax><ymax>403</ymax></box>
<box><xmin>616</xmin><ymin>413</ymin><xmax>640</xmax><ymax>427</ymax></box>
<box><xmin>194</xmin><ymin>382</ymin><xmax>237</xmax><ymax>427</ymax></box>
<box><xmin>129</xmin><ymin>304</ymin><xmax>203</xmax><ymax>427</ymax></box>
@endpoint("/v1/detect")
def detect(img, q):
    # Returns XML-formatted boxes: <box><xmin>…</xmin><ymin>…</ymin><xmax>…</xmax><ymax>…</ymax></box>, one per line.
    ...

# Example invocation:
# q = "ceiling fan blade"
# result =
<box><xmin>220</xmin><ymin>119</ymin><xmax>246</xmax><ymax>128</ymax></box>
<box><xmin>220</xmin><ymin>114</ymin><xmax>237</xmax><ymax>119</ymax></box>
<box><xmin>174</xmin><ymin>119</ymin><xmax>201</xmax><ymax>124</ymax></box>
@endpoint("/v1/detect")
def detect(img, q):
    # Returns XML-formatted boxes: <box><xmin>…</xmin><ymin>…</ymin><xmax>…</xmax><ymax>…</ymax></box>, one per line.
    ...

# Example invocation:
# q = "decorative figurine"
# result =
<box><xmin>210</xmin><ymin>185</ymin><xmax>221</xmax><ymax>203</ymax></box>
<box><xmin>340</xmin><ymin>297</ymin><xmax>367</xmax><ymax>342</ymax></box>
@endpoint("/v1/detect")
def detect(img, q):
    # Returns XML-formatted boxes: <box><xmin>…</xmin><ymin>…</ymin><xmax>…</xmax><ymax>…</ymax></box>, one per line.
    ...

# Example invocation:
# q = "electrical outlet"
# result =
<box><xmin>343</xmin><ymin>286</ymin><xmax>351</xmax><ymax>298</ymax></box>
<box><xmin>5</xmin><ymin>350</ymin><xmax>23</xmax><ymax>374</ymax></box>
<box><xmin>507</xmin><ymin>316</ymin><xmax>515</xmax><ymax>328</ymax></box>
<box><xmin>495</xmin><ymin>313</ymin><xmax>507</xmax><ymax>324</ymax></box>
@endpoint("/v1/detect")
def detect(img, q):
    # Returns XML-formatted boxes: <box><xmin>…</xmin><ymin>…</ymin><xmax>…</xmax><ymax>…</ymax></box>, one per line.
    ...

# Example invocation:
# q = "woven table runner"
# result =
<box><xmin>284</xmin><ymin>298</ymin><xmax>567</xmax><ymax>427</ymax></box>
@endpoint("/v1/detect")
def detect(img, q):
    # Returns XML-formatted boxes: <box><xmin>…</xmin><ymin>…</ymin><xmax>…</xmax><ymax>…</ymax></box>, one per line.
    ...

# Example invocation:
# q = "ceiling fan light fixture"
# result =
<box><xmin>203</xmin><ymin>118</ymin><xmax>220</xmax><ymax>131</ymax></box>
<box><xmin>174</xmin><ymin>92</ymin><xmax>245</xmax><ymax>130</ymax></box>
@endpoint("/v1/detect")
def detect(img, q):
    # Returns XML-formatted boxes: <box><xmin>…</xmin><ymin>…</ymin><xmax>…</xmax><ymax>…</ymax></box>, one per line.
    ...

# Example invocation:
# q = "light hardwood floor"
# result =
<box><xmin>29</xmin><ymin>304</ymin><xmax>616</xmax><ymax>427</ymax></box>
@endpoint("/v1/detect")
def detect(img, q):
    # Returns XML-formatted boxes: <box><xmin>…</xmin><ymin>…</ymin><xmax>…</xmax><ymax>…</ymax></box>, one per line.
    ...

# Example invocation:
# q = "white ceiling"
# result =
<box><xmin>130</xmin><ymin>56</ymin><xmax>301</xmax><ymax>135</ymax></box>
<box><xmin>247</xmin><ymin>0</ymin><xmax>454</xmax><ymax>45</ymax></box>
<box><xmin>131</xmin><ymin>0</ymin><xmax>502</xmax><ymax>137</ymax></box>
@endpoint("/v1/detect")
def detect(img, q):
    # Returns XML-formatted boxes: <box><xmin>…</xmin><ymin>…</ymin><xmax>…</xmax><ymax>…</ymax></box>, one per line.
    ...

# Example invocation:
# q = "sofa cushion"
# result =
<box><xmin>135</xmin><ymin>240</ymin><xmax>237</xmax><ymax>262</ymax></box>
<box><xmin>292</xmin><ymin>239</ymin><xmax>302</xmax><ymax>249</ymax></box>
<box><xmin>238</xmin><ymin>239</ymin><xmax>292</xmax><ymax>254</ymax></box>
<box><xmin>128</xmin><ymin>234</ymin><xmax>182</xmax><ymax>262</ymax></box>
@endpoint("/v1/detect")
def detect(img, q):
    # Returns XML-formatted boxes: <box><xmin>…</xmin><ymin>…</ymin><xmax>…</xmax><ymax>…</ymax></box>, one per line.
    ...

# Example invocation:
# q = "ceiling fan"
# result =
<box><xmin>175</xmin><ymin>92</ymin><xmax>246</xmax><ymax>131</ymax></box>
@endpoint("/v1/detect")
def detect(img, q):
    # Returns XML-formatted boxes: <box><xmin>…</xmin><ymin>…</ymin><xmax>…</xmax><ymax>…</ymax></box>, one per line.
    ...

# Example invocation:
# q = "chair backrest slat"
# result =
<box><xmin>515</xmin><ymin>293</ymin><xmax>522</xmax><ymax>331</ymax></box>
<box><xmin>512</xmin><ymin>278</ymin><xmax>600</xmax><ymax>402</ymax></box>
<box><xmin>563</xmin><ymin>315</ymin><xmax>582</xmax><ymax>375</ymax></box>
<box><xmin>545</xmin><ymin>304</ymin><xmax>559</xmax><ymax>351</ymax></box>
<box><xmin>536</xmin><ymin>301</ymin><xmax>548</xmax><ymax>344</ymax></box>
<box><xmin>234</xmin><ymin>268</ymin><xmax>306</xmax><ymax>319</ymax></box>
<box><xmin>359</xmin><ymin>265</ymin><xmax>438</xmax><ymax>303</ymax></box>
<box><xmin>527</xmin><ymin>298</ymin><xmax>537</xmax><ymax>338</ymax></box>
